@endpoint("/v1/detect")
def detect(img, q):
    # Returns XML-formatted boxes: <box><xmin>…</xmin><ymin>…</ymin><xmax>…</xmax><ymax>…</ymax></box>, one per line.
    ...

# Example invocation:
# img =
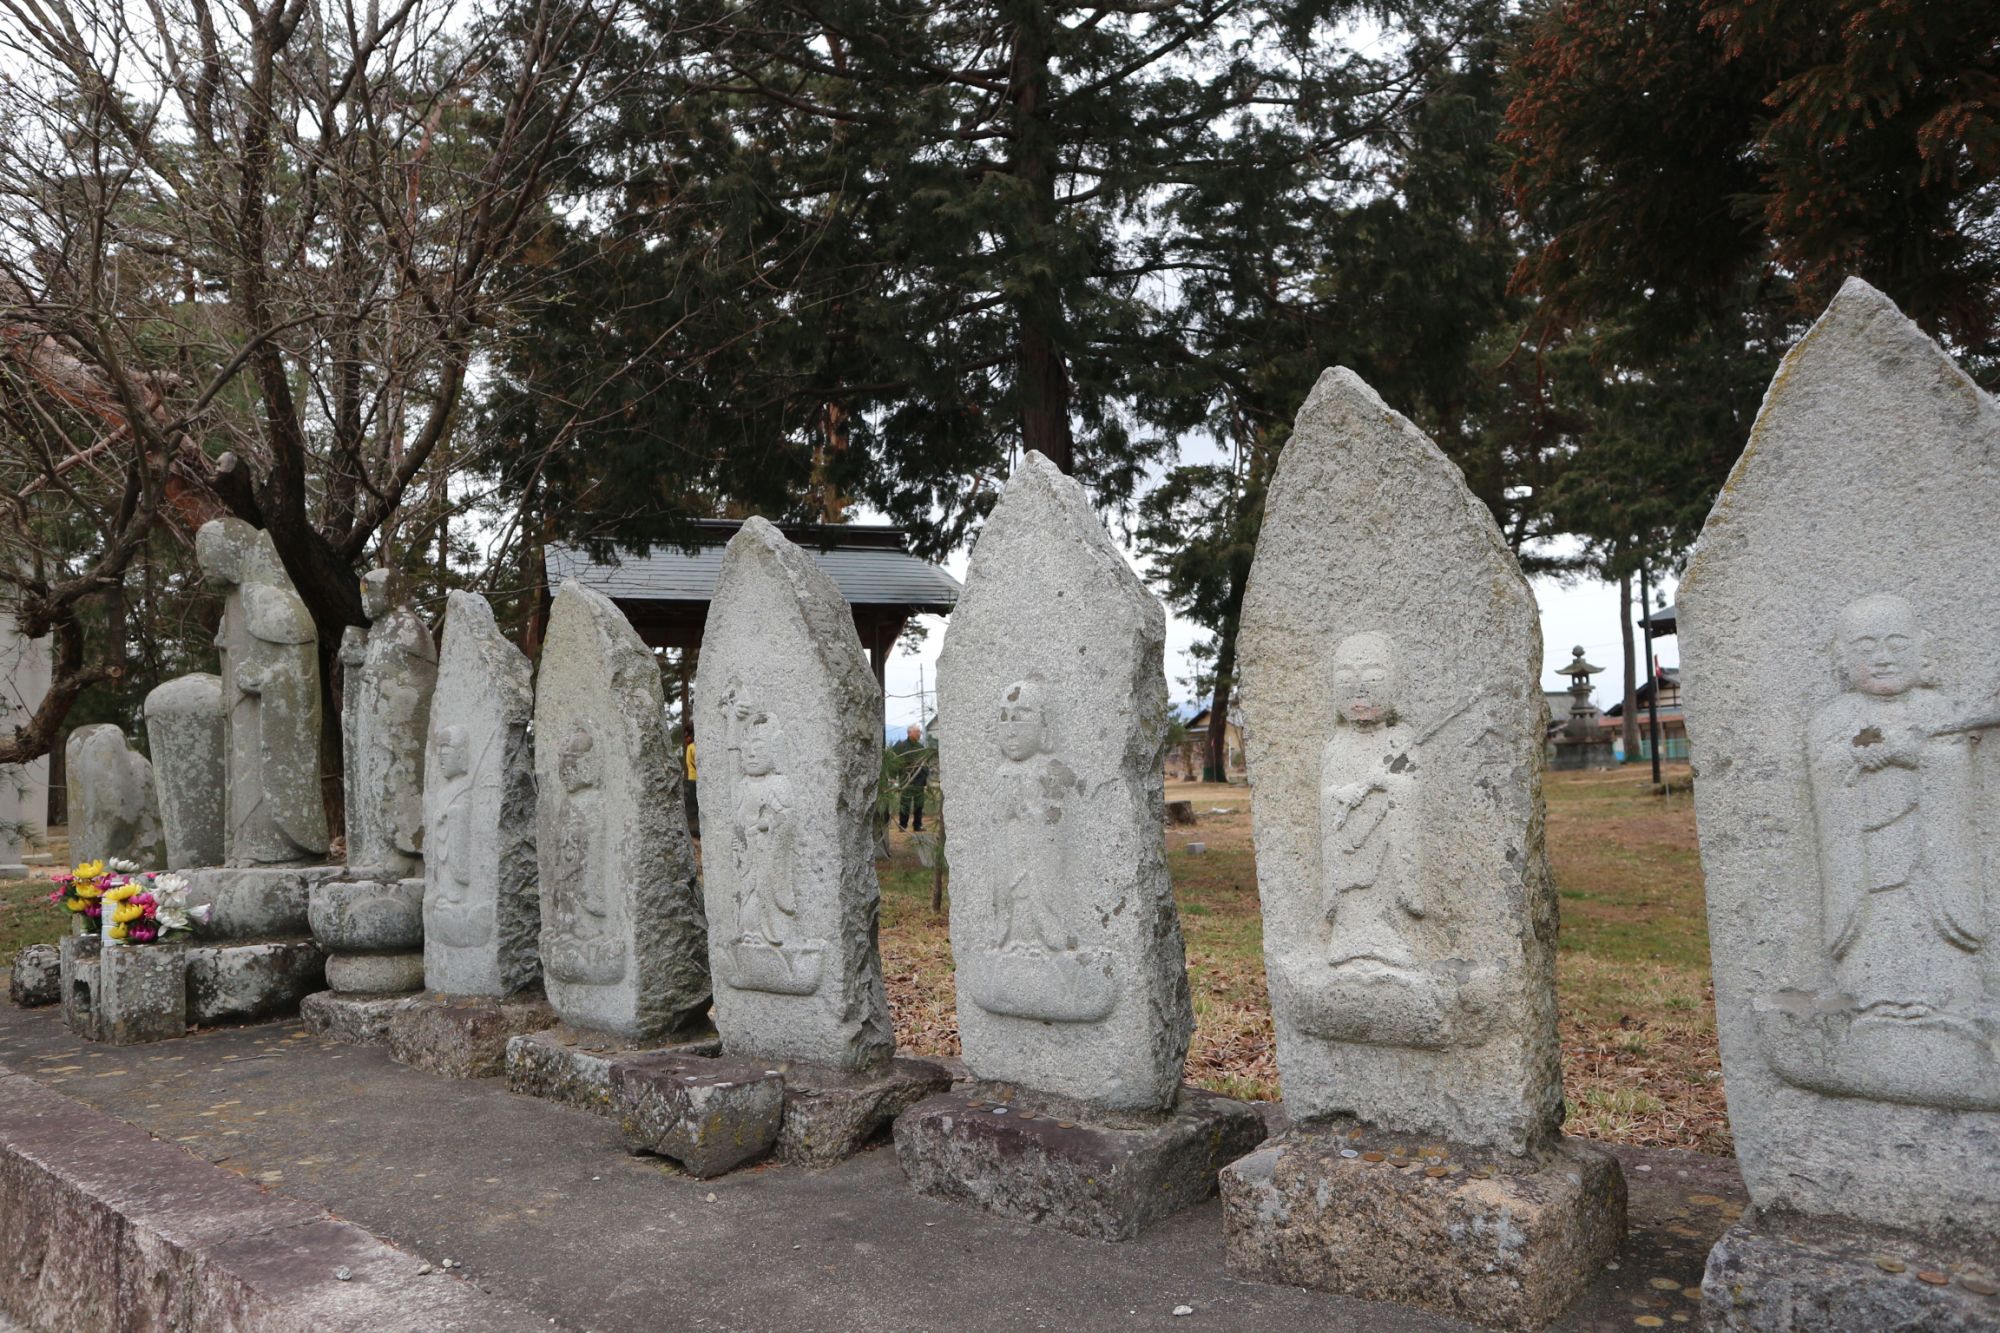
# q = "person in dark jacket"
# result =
<box><xmin>891</xmin><ymin>723</ymin><xmax>931</xmax><ymax>831</ymax></box>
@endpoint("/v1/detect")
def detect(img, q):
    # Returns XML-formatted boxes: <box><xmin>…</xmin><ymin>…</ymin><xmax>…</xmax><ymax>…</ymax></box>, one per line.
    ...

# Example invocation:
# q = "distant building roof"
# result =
<box><xmin>1639</xmin><ymin>603</ymin><xmax>1677</xmax><ymax>636</ymax></box>
<box><xmin>546</xmin><ymin>521</ymin><xmax>962</xmax><ymax>615</ymax></box>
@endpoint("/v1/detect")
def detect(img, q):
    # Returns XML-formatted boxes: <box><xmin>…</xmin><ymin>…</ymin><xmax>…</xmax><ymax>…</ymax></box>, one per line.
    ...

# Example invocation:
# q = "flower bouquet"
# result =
<box><xmin>50</xmin><ymin>861</ymin><xmax>207</xmax><ymax>944</ymax></box>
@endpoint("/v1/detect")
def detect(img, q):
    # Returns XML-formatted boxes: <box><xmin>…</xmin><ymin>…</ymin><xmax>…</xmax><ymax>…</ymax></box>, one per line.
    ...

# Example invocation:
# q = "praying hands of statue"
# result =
<box><xmin>1852</xmin><ymin>724</ymin><xmax>1926</xmax><ymax>774</ymax></box>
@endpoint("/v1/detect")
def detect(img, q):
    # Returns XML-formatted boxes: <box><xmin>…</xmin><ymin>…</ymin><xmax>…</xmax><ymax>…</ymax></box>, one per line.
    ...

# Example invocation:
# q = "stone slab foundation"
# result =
<box><xmin>504</xmin><ymin>1025</ymin><xmax>721</xmax><ymax>1117</ymax></box>
<box><xmin>1219</xmin><ymin>1128</ymin><xmax>1625</xmax><ymax>1332</ymax></box>
<box><xmin>385</xmin><ymin>992</ymin><xmax>558</xmax><ymax>1080</ymax></box>
<box><xmin>608</xmin><ymin>1052</ymin><xmax>786</xmax><ymax>1178</ymax></box>
<box><xmin>894</xmin><ymin>1083</ymin><xmax>1267</xmax><ymax>1242</ymax></box>
<box><xmin>1702</xmin><ymin>1212</ymin><xmax>2000</xmax><ymax>1331</ymax></box>
<box><xmin>300</xmin><ymin>991</ymin><xmax>411</xmax><ymax>1047</ymax></box>
<box><xmin>185</xmin><ymin>940</ymin><xmax>325</xmax><ymax>1025</ymax></box>
<box><xmin>774</xmin><ymin>1056</ymin><xmax>953</xmax><ymax>1169</ymax></box>
<box><xmin>0</xmin><ymin>1068</ymin><xmax>548</xmax><ymax>1332</ymax></box>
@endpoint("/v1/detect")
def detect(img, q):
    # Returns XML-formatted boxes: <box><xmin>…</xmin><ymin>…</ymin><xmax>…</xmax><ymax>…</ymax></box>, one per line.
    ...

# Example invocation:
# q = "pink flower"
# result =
<box><xmin>128</xmin><ymin>925</ymin><xmax>156</xmax><ymax>942</ymax></box>
<box><xmin>84</xmin><ymin>904</ymin><xmax>101</xmax><ymax>918</ymax></box>
<box><xmin>134</xmin><ymin>893</ymin><xmax>155</xmax><ymax>907</ymax></box>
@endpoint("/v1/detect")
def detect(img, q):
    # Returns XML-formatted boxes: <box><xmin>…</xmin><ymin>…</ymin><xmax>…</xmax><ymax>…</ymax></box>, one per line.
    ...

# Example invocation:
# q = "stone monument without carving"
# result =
<box><xmin>0</xmin><ymin>602</ymin><xmax>51</xmax><ymax>875</ymax></box>
<box><xmin>64</xmin><ymin>724</ymin><xmax>163</xmax><ymax>868</ymax></box>
<box><xmin>304</xmin><ymin>571</ymin><xmax>435</xmax><ymax>1045</ymax></box>
<box><xmin>527</xmin><ymin>579</ymin><xmax>709</xmax><ymax>1044</ymax></box>
<box><xmin>1220</xmin><ymin>368</ymin><xmax>1624</xmax><ymax>1330</ymax></box>
<box><xmin>1681</xmin><ymin>279</ymin><xmax>2000</xmax><ymax>1329</ymax></box>
<box><xmin>144</xmin><ymin>674</ymin><xmax>225</xmax><ymax>869</ymax></box>
<box><xmin>385</xmin><ymin>590</ymin><xmax>551</xmax><ymax>1078</ymax></box>
<box><xmin>627</xmin><ymin>518</ymin><xmax>947</xmax><ymax>1171</ymax></box>
<box><xmin>894</xmin><ymin>452</ymin><xmax>1261</xmax><ymax>1241</ymax></box>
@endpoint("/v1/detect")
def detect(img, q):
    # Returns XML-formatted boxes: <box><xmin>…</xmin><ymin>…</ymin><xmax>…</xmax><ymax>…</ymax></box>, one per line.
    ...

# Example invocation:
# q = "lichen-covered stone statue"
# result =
<box><xmin>1220</xmin><ymin>368</ymin><xmax>1623</xmax><ymax>1330</ymax></box>
<box><xmin>144</xmin><ymin>674</ymin><xmax>225</xmax><ymax>869</ymax></box>
<box><xmin>532</xmin><ymin>579</ymin><xmax>708</xmax><ymax>1042</ymax></box>
<box><xmin>895</xmin><ymin>453</ymin><xmax>1261</xmax><ymax>1241</ymax></box>
<box><xmin>195</xmin><ymin>518</ymin><xmax>328</xmax><ymax>866</ymax></box>
<box><xmin>64</xmin><ymin>724</ymin><xmax>163</xmax><ymax>868</ymax></box>
<box><xmin>340</xmin><ymin>570</ymin><xmax>435</xmax><ymax>878</ymax></box>
<box><xmin>1682</xmin><ymin>279</ymin><xmax>2000</xmax><ymax>1330</ymax></box>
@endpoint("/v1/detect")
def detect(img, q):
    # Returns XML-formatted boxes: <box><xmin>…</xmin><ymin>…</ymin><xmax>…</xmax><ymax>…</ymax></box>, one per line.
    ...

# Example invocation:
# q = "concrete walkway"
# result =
<box><xmin>0</xmin><ymin>1000</ymin><xmax>1743</xmax><ymax>1331</ymax></box>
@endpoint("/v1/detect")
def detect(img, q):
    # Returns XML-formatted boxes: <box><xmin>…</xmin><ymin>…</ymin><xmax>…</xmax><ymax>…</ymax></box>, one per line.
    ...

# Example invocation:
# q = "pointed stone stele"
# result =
<box><xmin>386</xmin><ymin>591</ymin><xmax>552</xmax><ymax>1079</ymax></box>
<box><xmin>1219</xmin><ymin>368</ymin><xmax>1624</xmax><ymax>1331</ymax></box>
<box><xmin>609</xmin><ymin>517</ymin><xmax>946</xmax><ymax>1172</ymax></box>
<box><xmin>65</xmin><ymin>725</ymin><xmax>164</xmax><ymax>868</ymax></box>
<box><xmin>1680</xmin><ymin>280</ymin><xmax>2000</xmax><ymax>1331</ymax></box>
<box><xmin>0</xmin><ymin>603</ymin><xmax>50</xmax><ymax>877</ymax></box>
<box><xmin>145</xmin><ymin>674</ymin><xmax>225</xmax><ymax>870</ymax></box>
<box><xmin>893</xmin><ymin>452</ymin><xmax>1262</xmax><ymax>1241</ymax></box>
<box><xmin>506</xmin><ymin>580</ymin><xmax>717</xmax><ymax>1115</ymax></box>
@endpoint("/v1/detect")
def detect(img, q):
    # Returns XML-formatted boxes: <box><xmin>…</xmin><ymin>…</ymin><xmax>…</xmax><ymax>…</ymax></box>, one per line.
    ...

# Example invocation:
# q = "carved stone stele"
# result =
<box><xmin>534</xmin><ymin>580</ymin><xmax>708</xmax><ymax>1042</ymax></box>
<box><xmin>65</xmin><ymin>724</ymin><xmax>163</xmax><ymax>868</ymax></box>
<box><xmin>423</xmin><ymin>591</ymin><xmax>539</xmax><ymax>998</ymax></box>
<box><xmin>694</xmin><ymin>518</ymin><xmax>892</xmax><ymax>1069</ymax></box>
<box><xmin>195</xmin><ymin>517</ymin><xmax>327</xmax><ymax>866</ymax></box>
<box><xmin>937</xmin><ymin>451</ymin><xmax>1192</xmax><ymax>1113</ymax></box>
<box><xmin>1681</xmin><ymin>278</ymin><xmax>2000</xmax><ymax>1239</ymax></box>
<box><xmin>1237</xmin><ymin>367</ymin><xmax>1563</xmax><ymax>1159</ymax></box>
<box><xmin>342</xmin><ymin>570</ymin><xmax>435</xmax><ymax>878</ymax></box>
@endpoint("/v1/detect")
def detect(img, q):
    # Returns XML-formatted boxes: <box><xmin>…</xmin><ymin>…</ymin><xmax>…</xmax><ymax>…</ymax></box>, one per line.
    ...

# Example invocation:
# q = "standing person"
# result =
<box><xmin>892</xmin><ymin>722</ymin><xmax>931</xmax><ymax>831</ymax></box>
<box><xmin>682</xmin><ymin>717</ymin><xmax>700</xmax><ymax>839</ymax></box>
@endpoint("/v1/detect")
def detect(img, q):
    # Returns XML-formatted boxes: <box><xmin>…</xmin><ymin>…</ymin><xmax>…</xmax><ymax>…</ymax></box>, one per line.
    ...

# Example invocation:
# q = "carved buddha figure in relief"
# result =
<box><xmin>425</xmin><ymin>724</ymin><xmax>489</xmax><ymax>948</ymax></box>
<box><xmin>1808</xmin><ymin>594</ymin><xmax>1989</xmax><ymax>1023</ymax></box>
<box><xmin>544</xmin><ymin>722</ymin><xmax>623</xmax><ymax>984</ymax></box>
<box><xmin>992</xmin><ymin>678</ymin><xmax>1080</xmax><ymax>955</ymax></box>
<box><xmin>723</xmin><ymin>697</ymin><xmax>798</xmax><ymax>947</ymax></box>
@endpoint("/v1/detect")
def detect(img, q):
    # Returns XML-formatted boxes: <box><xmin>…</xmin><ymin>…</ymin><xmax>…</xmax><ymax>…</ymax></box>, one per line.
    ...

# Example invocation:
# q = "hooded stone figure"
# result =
<box><xmin>196</xmin><ymin>517</ymin><xmax>329</xmax><ymax>866</ymax></box>
<box><xmin>341</xmin><ymin>569</ymin><xmax>436</xmax><ymax>877</ymax></box>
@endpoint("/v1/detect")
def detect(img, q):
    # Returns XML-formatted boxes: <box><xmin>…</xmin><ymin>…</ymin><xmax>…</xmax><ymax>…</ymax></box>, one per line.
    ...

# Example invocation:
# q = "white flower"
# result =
<box><xmin>109</xmin><ymin>858</ymin><xmax>140</xmax><ymax>874</ymax></box>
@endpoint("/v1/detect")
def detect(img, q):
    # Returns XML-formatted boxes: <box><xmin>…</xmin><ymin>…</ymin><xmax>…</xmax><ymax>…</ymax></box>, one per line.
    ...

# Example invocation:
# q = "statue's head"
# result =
<box><xmin>1836</xmin><ymin>594</ymin><xmax>1930</xmax><ymax>698</ymax></box>
<box><xmin>739</xmin><ymin>707</ymin><xmax>784</xmax><ymax>777</ymax></box>
<box><xmin>998</xmin><ymin>679</ymin><xmax>1050</xmax><ymax>762</ymax></box>
<box><xmin>436</xmin><ymin>724</ymin><xmax>469</xmax><ymax>780</ymax></box>
<box><xmin>557</xmin><ymin>723</ymin><xmax>598</xmax><ymax>792</ymax></box>
<box><xmin>360</xmin><ymin>569</ymin><xmax>391</xmax><ymax>622</ymax></box>
<box><xmin>196</xmin><ymin>518</ymin><xmax>251</xmax><ymax>589</ymax></box>
<box><xmin>1333</xmin><ymin>631</ymin><xmax>1397</xmax><ymax>726</ymax></box>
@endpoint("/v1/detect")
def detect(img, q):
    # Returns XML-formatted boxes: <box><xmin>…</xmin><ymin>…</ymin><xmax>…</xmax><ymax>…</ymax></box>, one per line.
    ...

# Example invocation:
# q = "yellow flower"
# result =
<box><xmin>112</xmin><ymin>902</ymin><xmax>145</xmax><ymax>924</ymax></box>
<box><xmin>105</xmin><ymin>883</ymin><xmax>138</xmax><ymax>903</ymax></box>
<box><xmin>74</xmin><ymin>860</ymin><xmax>105</xmax><ymax>882</ymax></box>
<box><xmin>65</xmin><ymin>899</ymin><xmax>84</xmax><ymax>912</ymax></box>
<box><xmin>76</xmin><ymin>882</ymin><xmax>104</xmax><ymax>899</ymax></box>
<box><xmin>107</xmin><ymin>923</ymin><xmax>126</xmax><ymax>940</ymax></box>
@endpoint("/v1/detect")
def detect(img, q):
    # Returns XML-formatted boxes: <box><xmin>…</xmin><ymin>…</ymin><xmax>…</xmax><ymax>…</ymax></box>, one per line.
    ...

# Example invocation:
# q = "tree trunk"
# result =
<box><xmin>1007</xmin><ymin>1</ymin><xmax>1076</xmax><ymax>475</ymax></box>
<box><xmin>1618</xmin><ymin>572</ymin><xmax>1639</xmax><ymax>760</ymax></box>
<box><xmin>1205</xmin><ymin>576</ymin><xmax>1246</xmax><ymax>783</ymax></box>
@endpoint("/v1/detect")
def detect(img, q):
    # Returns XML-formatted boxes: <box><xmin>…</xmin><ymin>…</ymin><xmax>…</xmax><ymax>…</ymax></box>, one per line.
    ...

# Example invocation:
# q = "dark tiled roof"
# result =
<box><xmin>545</xmin><ymin>525</ymin><xmax>961</xmax><ymax>613</ymax></box>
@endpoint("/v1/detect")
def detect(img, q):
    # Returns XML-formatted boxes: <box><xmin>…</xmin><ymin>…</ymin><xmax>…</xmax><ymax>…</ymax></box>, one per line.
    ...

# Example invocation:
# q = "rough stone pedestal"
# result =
<box><xmin>9</xmin><ymin>944</ymin><xmax>58</xmax><ymax>1007</ymax></box>
<box><xmin>505</xmin><ymin>1025</ymin><xmax>721</xmax><ymax>1117</ymax></box>
<box><xmin>1219</xmin><ymin>1128</ymin><xmax>1625</xmax><ymax>1332</ymax></box>
<box><xmin>385</xmin><ymin>992</ymin><xmax>558</xmax><ymax>1079</ymax></box>
<box><xmin>894</xmin><ymin>1083</ymin><xmax>1267</xmax><ymax>1242</ymax></box>
<box><xmin>185</xmin><ymin>941</ymin><xmax>324</xmax><ymax>1024</ymax></box>
<box><xmin>1702</xmin><ymin>1212</ymin><xmax>2000</xmax><ymax>1332</ymax></box>
<box><xmin>182</xmin><ymin>864</ymin><xmax>340</xmax><ymax>938</ymax></box>
<box><xmin>98</xmin><ymin>943</ymin><xmax>187</xmax><ymax>1044</ymax></box>
<box><xmin>608</xmin><ymin>1053</ymin><xmax>787</xmax><ymax>1178</ymax></box>
<box><xmin>300</xmin><ymin>991</ymin><xmax>408</xmax><ymax>1046</ymax></box>
<box><xmin>59</xmin><ymin>934</ymin><xmax>104</xmax><ymax>1041</ymax></box>
<box><xmin>775</xmin><ymin>1057</ymin><xmax>954</xmax><ymax>1168</ymax></box>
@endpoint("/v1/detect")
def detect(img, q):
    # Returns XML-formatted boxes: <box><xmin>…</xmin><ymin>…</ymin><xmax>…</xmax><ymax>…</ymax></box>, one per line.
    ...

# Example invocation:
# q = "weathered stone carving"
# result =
<box><xmin>65</xmin><ymin>725</ymin><xmax>164</xmax><ymax>868</ymax></box>
<box><xmin>341</xmin><ymin>570</ymin><xmax>435</xmax><ymax>877</ymax></box>
<box><xmin>937</xmin><ymin>451</ymin><xmax>1191</xmax><ymax>1113</ymax></box>
<box><xmin>694</xmin><ymin>518</ymin><xmax>892</xmax><ymax>1068</ymax></box>
<box><xmin>1681</xmin><ymin>277</ymin><xmax>2000</xmax><ymax>1243</ymax></box>
<box><xmin>535</xmin><ymin>580</ymin><xmax>708</xmax><ymax>1042</ymax></box>
<box><xmin>144</xmin><ymin>674</ymin><xmax>225</xmax><ymax>869</ymax></box>
<box><xmin>196</xmin><ymin>518</ymin><xmax>328</xmax><ymax>866</ymax></box>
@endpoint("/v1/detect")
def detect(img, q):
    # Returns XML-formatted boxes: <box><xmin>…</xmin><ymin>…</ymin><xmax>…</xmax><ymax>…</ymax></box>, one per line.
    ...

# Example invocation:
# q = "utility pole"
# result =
<box><xmin>1640</xmin><ymin>564</ymin><xmax>1663</xmax><ymax>787</ymax></box>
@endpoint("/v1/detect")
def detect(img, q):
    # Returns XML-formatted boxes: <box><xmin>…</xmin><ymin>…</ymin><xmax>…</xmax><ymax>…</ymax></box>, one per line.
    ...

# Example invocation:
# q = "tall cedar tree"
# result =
<box><xmin>481</xmin><ymin>1</ymin><xmax>1495</xmax><ymax>563</ymax></box>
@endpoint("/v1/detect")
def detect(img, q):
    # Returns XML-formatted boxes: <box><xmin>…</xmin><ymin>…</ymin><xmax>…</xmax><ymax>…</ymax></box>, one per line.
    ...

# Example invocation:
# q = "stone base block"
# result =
<box><xmin>307</xmin><ymin>877</ymin><xmax>424</xmax><ymax>952</ymax></box>
<box><xmin>186</xmin><ymin>940</ymin><xmax>325</xmax><ymax>1024</ymax></box>
<box><xmin>608</xmin><ymin>1053</ymin><xmax>786</xmax><ymax>1178</ymax></box>
<box><xmin>182</xmin><ymin>865</ymin><xmax>341</xmax><ymax>940</ymax></box>
<box><xmin>1220</xmin><ymin>1129</ymin><xmax>1625</xmax><ymax>1332</ymax></box>
<box><xmin>0</xmin><ymin>862</ymin><xmax>29</xmax><ymax>880</ymax></box>
<box><xmin>774</xmin><ymin>1056</ymin><xmax>953</xmax><ymax>1168</ymax></box>
<box><xmin>385</xmin><ymin>992</ymin><xmax>559</xmax><ymax>1079</ymax></box>
<box><xmin>59</xmin><ymin>934</ymin><xmax>104</xmax><ymax>1041</ymax></box>
<box><xmin>9</xmin><ymin>943</ymin><xmax>59</xmax><ymax>1007</ymax></box>
<box><xmin>505</xmin><ymin>1025</ymin><xmax>721</xmax><ymax>1117</ymax></box>
<box><xmin>99</xmin><ymin>943</ymin><xmax>188</xmax><ymax>1044</ymax></box>
<box><xmin>894</xmin><ymin>1083</ymin><xmax>1268</xmax><ymax>1242</ymax></box>
<box><xmin>323</xmin><ymin>949</ymin><xmax>424</xmax><ymax>994</ymax></box>
<box><xmin>299</xmin><ymin>990</ymin><xmax>412</xmax><ymax>1046</ymax></box>
<box><xmin>1702</xmin><ymin>1212</ymin><xmax>2000</xmax><ymax>1331</ymax></box>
